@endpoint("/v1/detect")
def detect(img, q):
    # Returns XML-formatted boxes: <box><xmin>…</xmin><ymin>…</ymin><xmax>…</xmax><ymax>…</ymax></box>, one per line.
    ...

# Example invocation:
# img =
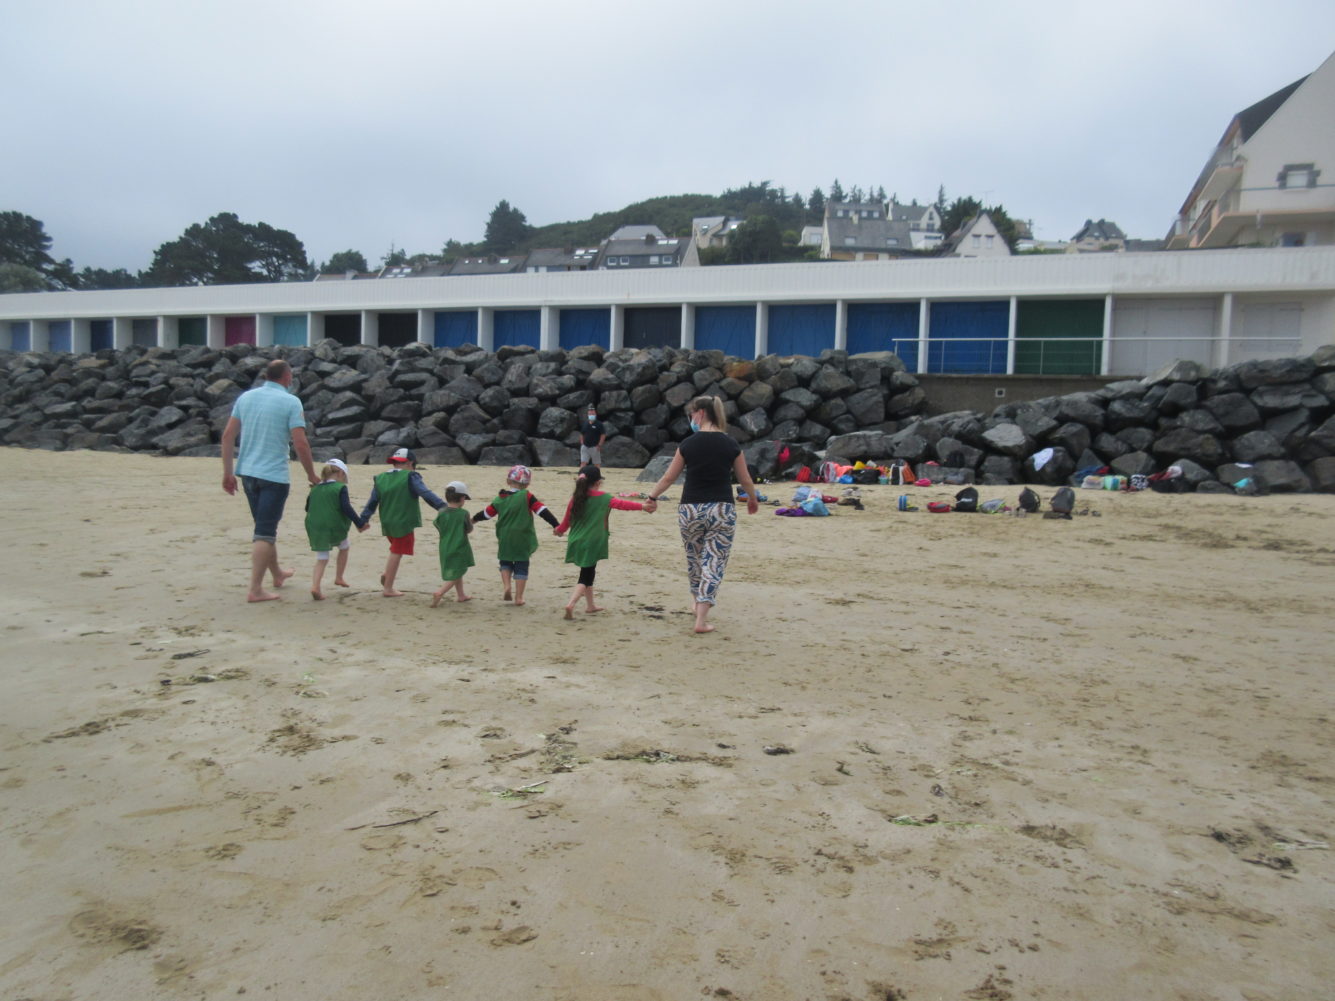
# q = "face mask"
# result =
<box><xmin>689</xmin><ymin>420</ymin><xmax>701</xmax><ymax>433</ymax></box>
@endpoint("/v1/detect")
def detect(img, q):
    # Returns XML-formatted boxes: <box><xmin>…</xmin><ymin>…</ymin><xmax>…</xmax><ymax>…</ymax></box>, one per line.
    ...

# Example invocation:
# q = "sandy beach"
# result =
<box><xmin>1</xmin><ymin>447</ymin><xmax>1333</xmax><ymax>1001</ymax></box>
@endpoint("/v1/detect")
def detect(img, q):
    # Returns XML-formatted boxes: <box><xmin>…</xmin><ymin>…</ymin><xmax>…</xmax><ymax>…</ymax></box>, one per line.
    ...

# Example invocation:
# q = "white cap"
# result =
<box><xmin>326</xmin><ymin>458</ymin><xmax>349</xmax><ymax>476</ymax></box>
<box><xmin>446</xmin><ymin>480</ymin><xmax>470</xmax><ymax>498</ymax></box>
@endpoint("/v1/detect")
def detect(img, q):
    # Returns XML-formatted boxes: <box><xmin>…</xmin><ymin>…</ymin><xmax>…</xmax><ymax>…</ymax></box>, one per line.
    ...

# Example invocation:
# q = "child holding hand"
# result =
<box><xmin>431</xmin><ymin>481</ymin><xmax>475</xmax><ymax>606</ymax></box>
<box><xmin>553</xmin><ymin>465</ymin><xmax>652</xmax><ymax>620</ymax></box>
<box><xmin>304</xmin><ymin>458</ymin><xmax>369</xmax><ymax>601</ymax></box>
<box><xmin>471</xmin><ymin>464</ymin><xmax>559</xmax><ymax>606</ymax></box>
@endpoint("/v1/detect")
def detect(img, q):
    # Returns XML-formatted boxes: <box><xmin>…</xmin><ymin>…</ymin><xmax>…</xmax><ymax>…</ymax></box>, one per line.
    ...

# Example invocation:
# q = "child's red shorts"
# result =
<box><xmin>388</xmin><ymin>533</ymin><xmax>415</xmax><ymax>555</ymax></box>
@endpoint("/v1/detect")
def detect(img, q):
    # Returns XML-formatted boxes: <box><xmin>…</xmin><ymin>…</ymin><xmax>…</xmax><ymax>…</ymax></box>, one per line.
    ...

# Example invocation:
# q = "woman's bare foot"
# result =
<box><xmin>585</xmin><ymin>605</ymin><xmax>605</xmax><ymax>614</ymax></box>
<box><xmin>503</xmin><ymin>591</ymin><xmax>512</xmax><ymax>601</ymax></box>
<box><xmin>513</xmin><ymin>599</ymin><xmax>525</xmax><ymax>607</ymax></box>
<box><xmin>311</xmin><ymin>588</ymin><xmax>324</xmax><ymax>601</ymax></box>
<box><xmin>694</xmin><ymin>623</ymin><xmax>716</xmax><ymax>634</ymax></box>
<box><xmin>273</xmin><ymin>568</ymin><xmax>295</xmax><ymax>588</ymax></box>
<box><xmin>247</xmin><ymin>590</ymin><xmax>281</xmax><ymax>603</ymax></box>
<box><xmin>457</xmin><ymin>594</ymin><xmax>472</xmax><ymax>603</ymax></box>
<box><xmin>430</xmin><ymin>587</ymin><xmax>445</xmax><ymax>608</ymax></box>
<box><xmin>563</xmin><ymin>607</ymin><xmax>574</xmax><ymax>620</ymax></box>
<box><xmin>334</xmin><ymin>578</ymin><xmax>350</xmax><ymax>587</ymax></box>
<box><xmin>382</xmin><ymin>589</ymin><xmax>404</xmax><ymax>598</ymax></box>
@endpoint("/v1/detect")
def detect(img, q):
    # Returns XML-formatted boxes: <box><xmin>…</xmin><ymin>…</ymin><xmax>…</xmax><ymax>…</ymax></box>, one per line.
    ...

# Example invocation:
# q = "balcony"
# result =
<box><xmin>1199</xmin><ymin>159</ymin><xmax>1243</xmax><ymax>202</ymax></box>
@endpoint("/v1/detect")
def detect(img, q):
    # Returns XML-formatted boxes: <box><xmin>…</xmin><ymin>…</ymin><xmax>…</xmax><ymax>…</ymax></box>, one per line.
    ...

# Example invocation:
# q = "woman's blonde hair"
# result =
<box><xmin>687</xmin><ymin>395</ymin><xmax>727</xmax><ymax>431</ymax></box>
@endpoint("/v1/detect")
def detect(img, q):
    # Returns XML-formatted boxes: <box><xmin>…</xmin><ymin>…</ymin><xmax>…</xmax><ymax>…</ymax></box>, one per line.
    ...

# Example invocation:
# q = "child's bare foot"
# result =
<box><xmin>693</xmin><ymin>623</ymin><xmax>716</xmax><ymax>634</ymax></box>
<box><xmin>334</xmin><ymin>578</ymin><xmax>349</xmax><ymax>587</ymax></box>
<box><xmin>382</xmin><ymin>589</ymin><xmax>404</xmax><ymax>598</ymax></box>
<box><xmin>430</xmin><ymin>587</ymin><xmax>445</xmax><ymax>607</ymax></box>
<box><xmin>503</xmin><ymin>591</ymin><xmax>512</xmax><ymax>601</ymax></box>
<box><xmin>273</xmin><ymin>568</ymin><xmax>295</xmax><ymax>588</ymax></box>
<box><xmin>586</xmin><ymin>605</ymin><xmax>605</xmax><ymax>614</ymax></box>
<box><xmin>247</xmin><ymin>590</ymin><xmax>281</xmax><ymax>603</ymax></box>
<box><xmin>457</xmin><ymin>594</ymin><xmax>472</xmax><ymax>603</ymax></box>
<box><xmin>311</xmin><ymin>588</ymin><xmax>324</xmax><ymax>601</ymax></box>
<box><xmin>513</xmin><ymin>599</ymin><xmax>525</xmax><ymax>606</ymax></box>
<box><xmin>563</xmin><ymin>607</ymin><xmax>574</xmax><ymax>620</ymax></box>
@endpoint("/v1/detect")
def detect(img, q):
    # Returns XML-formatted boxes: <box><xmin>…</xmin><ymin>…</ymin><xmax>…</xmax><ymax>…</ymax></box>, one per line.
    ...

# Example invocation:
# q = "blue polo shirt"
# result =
<box><xmin>232</xmin><ymin>381</ymin><xmax>305</xmax><ymax>484</ymax></box>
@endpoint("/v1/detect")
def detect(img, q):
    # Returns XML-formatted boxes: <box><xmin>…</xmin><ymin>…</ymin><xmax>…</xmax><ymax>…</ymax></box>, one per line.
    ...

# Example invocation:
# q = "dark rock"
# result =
<box><xmin>476</xmin><ymin>385</ymin><xmax>511</xmax><ymax>417</ymax></box>
<box><xmin>1024</xmin><ymin>447</ymin><xmax>1075</xmax><ymax>485</ymax></box>
<box><xmin>1115</xmin><ymin>426</ymin><xmax>1157</xmax><ymax>452</ymax></box>
<box><xmin>1306</xmin><ymin>456</ymin><xmax>1335</xmax><ymax>492</ymax></box>
<box><xmin>923</xmin><ymin>465</ymin><xmax>974</xmax><ymax>485</ymax></box>
<box><xmin>1159</xmin><ymin>381</ymin><xmax>1198</xmax><ymax>415</ymax></box>
<box><xmin>454</xmin><ymin>433</ymin><xmax>496</xmax><ymax>461</ymax></box>
<box><xmin>442</xmin><ymin>375</ymin><xmax>485</xmax><ymax>402</ymax></box>
<box><xmin>1110</xmin><ymin>451</ymin><xmax>1156</xmax><ymax>477</ymax></box>
<box><xmin>477</xmin><ymin>444</ymin><xmax>533</xmax><ymax>466</ymax></box>
<box><xmin>980</xmin><ymin>422</ymin><xmax>1033</xmax><ymax>458</ymax></box>
<box><xmin>414</xmin><ymin>446</ymin><xmax>467</xmax><ymax>466</ymax></box>
<box><xmin>1047</xmin><ymin>421</ymin><xmax>1091</xmax><ymax>458</ymax></box>
<box><xmin>1251</xmin><ymin>459</ymin><xmax>1312</xmax><ymax>492</ymax></box>
<box><xmin>1169</xmin><ymin>458</ymin><xmax>1214</xmax><ymax>487</ymax></box>
<box><xmin>630</xmin><ymin>383</ymin><xmax>662</xmax><ymax>413</ymax></box>
<box><xmin>1233</xmin><ymin>356</ymin><xmax>1315</xmax><ymax>389</ymax></box>
<box><xmin>1249</xmin><ymin>384</ymin><xmax>1306</xmax><ymax>414</ymax></box>
<box><xmin>1299</xmin><ymin>415</ymin><xmax>1335</xmax><ymax>458</ymax></box>
<box><xmin>537</xmin><ymin>407</ymin><xmax>578</xmax><ymax>440</ymax></box>
<box><xmin>1144</xmin><ymin>359</ymin><xmax>1205</xmax><ymax>385</ymax></box>
<box><xmin>1230</xmin><ymin>430</ymin><xmax>1285</xmax><ymax>463</ymax></box>
<box><xmin>1196</xmin><ymin>480</ymin><xmax>1234</xmax><ymax>494</ymax></box>
<box><xmin>845</xmin><ymin>388</ymin><xmax>885</xmax><ymax>426</ymax></box>
<box><xmin>889</xmin><ymin>430</ymin><xmax>929</xmax><ymax>462</ymax></box>
<box><xmin>1311</xmin><ymin>344</ymin><xmax>1335</xmax><ymax>371</ymax></box>
<box><xmin>600</xmin><ymin>437</ymin><xmax>651</xmax><ymax>467</ymax></box>
<box><xmin>980</xmin><ymin>454</ymin><xmax>1020</xmax><ymax>483</ymax></box>
<box><xmin>825</xmin><ymin>431</ymin><xmax>893</xmax><ymax>461</ymax></box>
<box><xmin>737</xmin><ymin>381</ymin><xmax>775</xmax><ymax>412</ymax></box>
<box><xmin>1010</xmin><ymin>405</ymin><xmax>1058</xmax><ymax>441</ymax></box>
<box><xmin>1092</xmin><ymin>432</ymin><xmax>1130</xmax><ymax>460</ymax></box>
<box><xmin>771</xmin><ymin>420</ymin><xmax>802</xmax><ymax>441</ymax></box>
<box><xmin>499</xmin><ymin>402</ymin><xmax>539</xmax><ymax>436</ymax></box>
<box><xmin>1106</xmin><ymin>397</ymin><xmax>1155</xmax><ymax>430</ymax></box>
<box><xmin>155</xmin><ymin>422</ymin><xmax>213</xmax><ymax>455</ymax></box>
<box><xmin>637</xmin><ymin>453</ymin><xmax>676</xmax><ymax>484</ymax></box>
<box><xmin>810</xmin><ymin>365</ymin><xmax>856</xmax><ymax>398</ymax></box>
<box><xmin>531</xmin><ymin>438</ymin><xmax>580</xmax><ymax>467</ymax></box>
<box><xmin>1054</xmin><ymin>393</ymin><xmax>1106</xmax><ymax>431</ymax></box>
<box><xmin>797</xmin><ymin>420</ymin><xmax>830</xmax><ymax>443</ymax></box>
<box><xmin>885</xmin><ymin>386</ymin><xmax>926</xmax><ymax>418</ymax></box>
<box><xmin>933</xmin><ymin>436</ymin><xmax>982</xmax><ymax>468</ymax></box>
<box><xmin>1152</xmin><ymin>428</ymin><xmax>1228</xmax><ymax>467</ymax></box>
<box><xmin>1201</xmin><ymin>395</ymin><xmax>1260</xmax><ymax>432</ymax></box>
<box><xmin>741</xmin><ymin>440</ymin><xmax>781</xmax><ymax>479</ymax></box>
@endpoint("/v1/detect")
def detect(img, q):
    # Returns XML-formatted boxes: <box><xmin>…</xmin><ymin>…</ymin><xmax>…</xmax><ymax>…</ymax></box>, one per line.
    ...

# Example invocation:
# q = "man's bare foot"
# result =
<box><xmin>503</xmin><ymin>591</ymin><xmax>512</xmax><ymax>601</ymax></box>
<box><xmin>586</xmin><ymin>605</ymin><xmax>605</xmax><ymax>614</ymax></box>
<box><xmin>382</xmin><ymin>589</ymin><xmax>404</xmax><ymax>598</ymax></box>
<box><xmin>430</xmin><ymin>588</ymin><xmax>445</xmax><ymax>608</ymax></box>
<box><xmin>273</xmin><ymin>568</ymin><xmax>295</xmax><ymax>588</ymax></box>
<box><xmin>247</xmin><ymin>591</ymin><xmax>281</xmax><ymax>603</ymax></box>
<box><xmin>457</xmin><ymin>594</ymin><xmax>472</xmax><ymax>603</ymax></box>
<box><xmin>334</xmin><ymin>578</ymin><xmax>350</xmax><ymax>587</ymax></box>
<box><xmin>563</xmin><ymin>607</ymin><xmax>574</xmax><ymax>620</ymax></box>
<box><xmin>514</xmin><ymin>599</ymin><xmax>525</xmax><ymax>607</ymax></box>
<box><xmin>694</xmin><ymin>623</ymin><xmax>716</xmax><ymax>634</ymax></box>
<box><xmin>311</xmin><ymin>589</ymin><xmax>324</xmax><ymax>601</ymax></box>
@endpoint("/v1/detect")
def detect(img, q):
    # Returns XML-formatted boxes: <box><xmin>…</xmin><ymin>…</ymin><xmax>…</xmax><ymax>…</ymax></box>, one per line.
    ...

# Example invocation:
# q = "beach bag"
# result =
<box><xmin>837</xmin><ymin>473</ymin><xmax>856</xmax><ymax>484</ymax></box>
<box><xmin>855</xmin><ymin>467</ymin><xmax>881</xmax><ymax>485</ymax></box>
<box><xmin>1018</xmin><ymin>487</ymin><xmax>1041</xmax><ymax>513</ymax></box>
<box><xmin>953</xmin><ymin>486</ymin><xmax>979</xmax><ymax>512</ymax></box>
<box><xmin>1129</xmin><ymin>474</ymin><xmax>1150</xmax><ymax>492</ymax></box>
<box><xmin>888</xmin><ymin>460</ymin><xmax>913</xmax><ymax>486</ymax></box>
<box><xmin>927</xmin><ymin>501</ymin><xmax>952</xmax><ymax>513</ymax></box>
<box><xmin>817</xmin><ymin>461</ymin><xmax>840</xmax><ymax>483</ymax></box>
<box><xmin>1050</xmin><ymin>486</ymin><xmax>1075</xmax><ymax>515</ymax></box>
<box><xmin>795</xmin><ymin>465</ymin><xmax>813</xmax><ymax>483</ymax></box>
<box><xmin>979</xmin><ymin>498</ymin><xmax>1007</xmax><ymax>514</ymax></box>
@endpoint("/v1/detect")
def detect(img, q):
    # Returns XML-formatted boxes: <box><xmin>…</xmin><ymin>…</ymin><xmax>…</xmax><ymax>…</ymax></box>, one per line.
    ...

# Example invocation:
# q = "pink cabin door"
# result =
<box><xmin>224</xmin><ymin>315</ymin><xmax>256</xmax><ymax>346</ymax></box>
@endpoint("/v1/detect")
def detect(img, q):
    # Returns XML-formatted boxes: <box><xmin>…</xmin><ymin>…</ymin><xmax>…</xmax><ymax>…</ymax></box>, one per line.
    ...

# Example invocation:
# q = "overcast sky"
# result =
<box><xmin>4</xmin><ymin>1</ymin><xmax>1333</xmax><ymax>272</ymax></box>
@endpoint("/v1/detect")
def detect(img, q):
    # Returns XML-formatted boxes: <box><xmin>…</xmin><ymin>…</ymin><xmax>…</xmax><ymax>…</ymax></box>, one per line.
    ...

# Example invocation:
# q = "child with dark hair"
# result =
<box><xmin>553</xmin><ymin>465</ymin><xmax>652</xmax><ymax>620</ymax></box>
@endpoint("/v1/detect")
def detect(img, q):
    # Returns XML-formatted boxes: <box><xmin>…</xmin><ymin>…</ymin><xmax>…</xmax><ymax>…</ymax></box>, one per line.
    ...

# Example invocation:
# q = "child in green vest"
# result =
<box><xmin>431</xmin><ymin>481</ymin><xmax>475</xmax><ymax>606</ymax></box>
<box><xmin>553</xmin><ymin>465</ymin><xmax>652</xmax><ymax>620</ymax></box>
<box><xmin>358</xmin><ymin>448</ymin><xmax>445</xmax><ymax>597</ymax></box>
<box><xmin>304</xmin><ymin>458</ymin><xmax>369</xmax><ymax>601</ymax></box>
<box><xmin>471</xmin><ymin>464</ymin><xmax>560</xmax><ymax>606</ymax></box>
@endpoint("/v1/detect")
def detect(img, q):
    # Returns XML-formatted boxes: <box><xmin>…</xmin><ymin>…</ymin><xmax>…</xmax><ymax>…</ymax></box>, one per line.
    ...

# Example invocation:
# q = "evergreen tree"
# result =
<box><xmin>807</xmin><ymin>187</ymin><xmax>826</xmax><ymax>223</ymax></box>
<box><xmin>483</xmin><ymin>200</ymin><xmax>532</xmax><ymax>254</ymax></box>
<box><xmin>829</xmin><ymin>179</ymin><xmax>845</xmax><ymax>202</ymax></box>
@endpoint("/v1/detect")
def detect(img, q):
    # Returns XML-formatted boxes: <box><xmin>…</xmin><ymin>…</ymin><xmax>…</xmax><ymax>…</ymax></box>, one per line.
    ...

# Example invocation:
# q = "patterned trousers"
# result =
<box><xmin>678</xmin><ymin>502</ymin><xmax>737</xmax><ymax>606</ymax></box>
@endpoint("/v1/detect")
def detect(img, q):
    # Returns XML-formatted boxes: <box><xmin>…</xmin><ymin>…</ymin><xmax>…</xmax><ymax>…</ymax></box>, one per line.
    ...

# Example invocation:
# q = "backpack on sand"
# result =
<box><xmin>1018</xmin><ymin>487</ymin><xmax>1041</xmax><ymax>513</ymax></box>
<box><xmin>953</xmin><ymin>486</ymin><xmax>979</xmax><ymax>512</ymax></box>
<box><xmin>1050</xmin><ymin>486</ymin><xmax>1075</xmax><ymax>516</ymax></box>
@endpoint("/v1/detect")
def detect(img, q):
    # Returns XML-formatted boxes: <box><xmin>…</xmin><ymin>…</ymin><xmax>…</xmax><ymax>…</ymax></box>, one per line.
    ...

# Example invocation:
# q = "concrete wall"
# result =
<box><xmin>918</xmin><ymin>373</ymin><xmax>1121</xmax><ymax>416</ymax></box>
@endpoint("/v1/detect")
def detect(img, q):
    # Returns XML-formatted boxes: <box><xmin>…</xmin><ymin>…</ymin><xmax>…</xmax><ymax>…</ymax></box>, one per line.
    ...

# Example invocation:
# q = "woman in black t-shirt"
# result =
<box><xmin>645</xmin><ymin>395</ymin><xmax>760</xmax><ymax>634</ymax></box>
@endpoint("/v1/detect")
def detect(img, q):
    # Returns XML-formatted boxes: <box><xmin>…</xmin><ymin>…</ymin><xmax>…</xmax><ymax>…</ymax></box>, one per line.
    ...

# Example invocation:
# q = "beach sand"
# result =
<box><xmin>1</xmin><ymin>448</ymin><xmax>1332</xmax><ymax>1001</ymax></box>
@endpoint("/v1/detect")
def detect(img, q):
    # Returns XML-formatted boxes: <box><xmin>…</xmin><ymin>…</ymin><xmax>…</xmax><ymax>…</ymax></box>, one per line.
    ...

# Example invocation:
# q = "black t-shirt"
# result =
<box><xmin>678</xmin><ymin>432</ymin><xmax>742</xmax><ymax>504</ymax></box>
<box><xmin>580</xmin><ymin>416</ymin><xmax>604</xmax><ymax>447</ymax></box>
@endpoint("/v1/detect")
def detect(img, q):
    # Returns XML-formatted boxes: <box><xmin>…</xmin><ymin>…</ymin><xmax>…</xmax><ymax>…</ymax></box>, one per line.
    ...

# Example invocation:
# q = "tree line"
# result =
<box><xmin>2</xmin><ymin>182</ymin><xmax>1025</xmax><ymax>292</ymax></box>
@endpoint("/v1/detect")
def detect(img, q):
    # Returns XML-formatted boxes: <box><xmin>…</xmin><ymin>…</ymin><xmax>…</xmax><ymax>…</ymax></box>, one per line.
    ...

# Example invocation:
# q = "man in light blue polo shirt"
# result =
<box><xmin>221</xmin><ymin>359</ymin><xmax>318</xmax><ymax>602</ymax></box>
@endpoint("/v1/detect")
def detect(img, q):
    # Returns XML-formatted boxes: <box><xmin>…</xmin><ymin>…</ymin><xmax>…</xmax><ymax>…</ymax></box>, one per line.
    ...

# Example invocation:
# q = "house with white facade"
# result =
<box><xmin>1069</xmin><ymin>219</ymin><xmax>1128</xmax><ymax>253</ymax></box>
<box><xmin>1167</xmin><ymin>50</ymin><xmax>1335</xmax><ymax>250</ymax></box>
<box><xmin>944</xmin><ymin>213</ymin><xmax>1012</xmax><ymax>258</ymax></box>
<box><xmin>890</xmin><ymin>200</ymin><xmax>944</xmax><ymax>250</ymax></box>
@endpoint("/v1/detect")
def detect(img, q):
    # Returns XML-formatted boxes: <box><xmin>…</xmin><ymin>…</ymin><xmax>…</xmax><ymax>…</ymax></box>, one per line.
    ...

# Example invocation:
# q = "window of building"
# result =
<box><xmin>1278</xmin><ymin>163</ymin><xmax>1318</xmax><ymax>189</ymax></box>
<box><xmin>1279</xmin><ymin>232</ymin><xmax>1307</xmax><ymax>247</ymax></box>
<box><xmin>986</xmin><ymin>234</ymin><xmax>994</xmax><ymax>246</ymax></box>
<box><xmin>844</xmin><ymin>237</ymin><xmax>857</xmax><ymax>246</ymax></box>
<box><xmin>649</xmin><ymin>255</ymin><xmax>659</xmax><ymax>265</ymax></box>
<box><xmin>972</xmin><ymin>234</ymin><xmax>981</xmax><ymax>247</ymax></box>
<box><xmin>887</xmin><ymin>238</ymin><xmax>899</xmax><ymax>246</ymax></box>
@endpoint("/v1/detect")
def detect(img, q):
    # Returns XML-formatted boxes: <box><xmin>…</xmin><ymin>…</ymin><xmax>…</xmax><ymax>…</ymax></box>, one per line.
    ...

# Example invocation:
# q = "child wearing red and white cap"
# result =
<box><xmin>358</xmin><ymin>448</ymin><xmax>445</xmax><ymax>597</ymax></box>
<box><xmin>471</xmin><ymin>464</ymin><xmax>559</xmax><ymax>606</ymax></box>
